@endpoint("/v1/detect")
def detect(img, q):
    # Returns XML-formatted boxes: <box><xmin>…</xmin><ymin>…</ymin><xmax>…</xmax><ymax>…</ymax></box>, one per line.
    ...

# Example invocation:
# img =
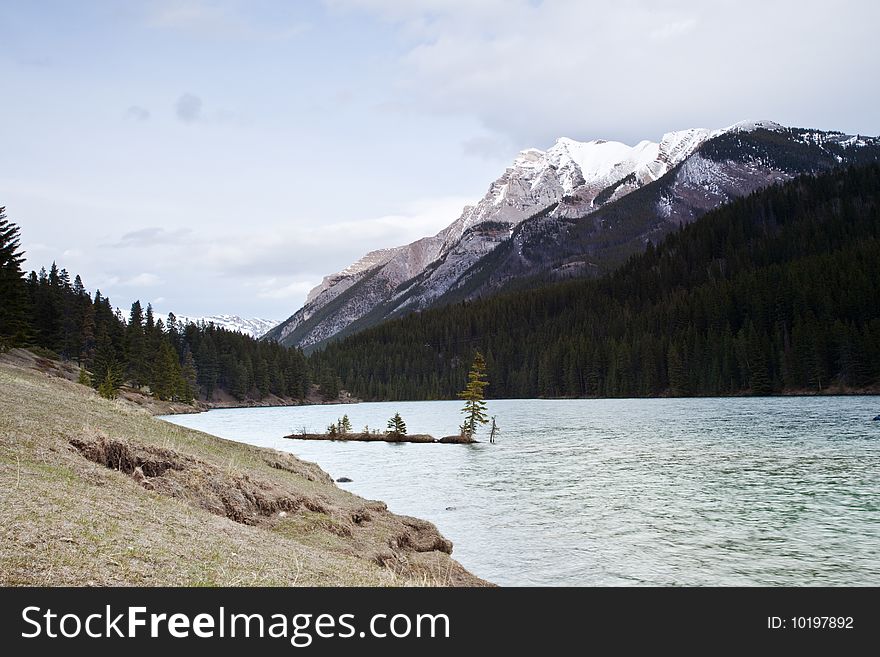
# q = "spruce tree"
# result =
<box><xmin>458</xmin><ymin>351</ymin><xmax>489</xmax><ymax>438</ymax></box>
<box><xmin>73</xmin><ymin>275</ymin><xmax>95</xmax><ymax>363</ymax></box>
<box><xmin>339</xmin><ymin>414</ymin><xmax>352</xmax><ymax>434</ymax></box>
<box><xmin>386</xmin><ymin>412</ymin><xmax>407</xmax><ymax>437</ymax></box>
<box><xmin>32</xmin><ymin>266</ymin><xmax>60</xmax><ymax>351</ymax></box>
<box><xmin>92</xmin><ymin>333</ymin><xmax>122</xmax><ymax>398</ymax></box>
<box><xmin>152</xmin><ymin>340</ymin><xmax>182</xmax><ymax>400</ymax></box>
<box><xmin>179</xmin><ymin>347</ymin><xmax>198</xmax><ymax>403</ymax></box>
<box><xmin>320</xmin><ymin>367</ymin><xmax>340</xmax><ymax>400</ymax></box>
<box><xmin>0</xmin><ymin>208</ymin><xmax>29</xmax><ymax>349</ymax></box>
<box><xmin>126</xmin><ymin>301</ymin><xmax>147</xmax><ymax>387</ymax></box>
<box><xmin>196</xmin><ymin>336</ymin><xmax>219</xmax><ymax>400</ymax></box>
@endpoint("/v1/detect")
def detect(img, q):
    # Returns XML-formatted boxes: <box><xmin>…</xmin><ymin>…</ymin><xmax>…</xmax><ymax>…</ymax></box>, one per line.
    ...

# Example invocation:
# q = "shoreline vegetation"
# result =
<box><xmin>0</xmin><ymin>348</ymin><xmax>360</xmax><ymax>417</ymax></box>
<box><xmin>0</xmin><ymin>354</ymin><xmax>488</xmax><ymax>587</ymax></box>
<box><xmin>5</xmin><ymin>345</ymin><xmax>875</xmax><ymax>422</ymax></box>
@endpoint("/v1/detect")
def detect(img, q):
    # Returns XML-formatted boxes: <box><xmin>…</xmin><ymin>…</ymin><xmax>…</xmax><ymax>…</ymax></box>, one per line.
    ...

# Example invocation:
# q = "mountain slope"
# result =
<box><xmin>310</xmin><ymin>164</ymin><xmax>880</xmax><ymax>400</ymax></box>
<box><xmin>266</xmin><ymin>122</ymin><xmax>880</xmax><ymax>350</ymax></box>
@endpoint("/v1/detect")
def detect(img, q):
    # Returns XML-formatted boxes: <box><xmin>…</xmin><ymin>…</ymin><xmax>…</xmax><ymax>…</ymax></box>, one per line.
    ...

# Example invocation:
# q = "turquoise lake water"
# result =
<box><xmin>162</xmin><ymin>396</ymin><xmax>880</xmax><ymax>586</ymax></box>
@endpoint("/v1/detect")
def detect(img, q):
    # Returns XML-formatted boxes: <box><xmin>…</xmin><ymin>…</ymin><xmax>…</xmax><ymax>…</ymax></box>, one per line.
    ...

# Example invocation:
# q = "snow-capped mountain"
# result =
<box><xmin>264</xmin><ymin>121</ymin><xmax>880</xmax><ymax>350</ymax></box>
<box><xmin>177</xmin><ymin>315</ymin><xmax>279</xmax><ymax>339</ymax></box>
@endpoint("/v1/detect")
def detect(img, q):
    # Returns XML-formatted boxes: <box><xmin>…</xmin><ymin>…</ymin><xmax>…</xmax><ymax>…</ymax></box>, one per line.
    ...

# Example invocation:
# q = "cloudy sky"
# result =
<box><xmin>2</xmin><ymin>0</ymin><xmax>878</xmax><ymax>321</ymax></box>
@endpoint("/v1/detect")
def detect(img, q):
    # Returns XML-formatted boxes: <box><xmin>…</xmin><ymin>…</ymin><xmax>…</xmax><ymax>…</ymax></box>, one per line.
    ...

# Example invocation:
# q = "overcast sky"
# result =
<box><xmin>2</xmin><ymin>0</ymin><xmax>878</xmax><ymax>320</ymax></box>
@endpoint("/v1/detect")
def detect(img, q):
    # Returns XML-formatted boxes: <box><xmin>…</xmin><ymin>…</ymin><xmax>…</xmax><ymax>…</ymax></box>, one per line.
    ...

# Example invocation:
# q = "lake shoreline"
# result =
<box><xmin>151</xmin><ymin>387</ymin><xmax>880</xmax><ymax>418</ymax></box>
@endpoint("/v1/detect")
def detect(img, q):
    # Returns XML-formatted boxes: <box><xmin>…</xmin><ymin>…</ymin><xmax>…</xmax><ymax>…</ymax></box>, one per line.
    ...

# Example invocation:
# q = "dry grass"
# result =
<box><xmin>0</xmin><ymin>361</ymin><xmax>489</xmax><ymax>587</ymax></box>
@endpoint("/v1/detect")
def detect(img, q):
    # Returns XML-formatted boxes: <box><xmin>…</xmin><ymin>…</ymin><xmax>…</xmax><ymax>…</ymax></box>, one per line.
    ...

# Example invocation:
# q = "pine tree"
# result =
<box><xmin>319</xmin><ymin>367</ymin><xmax>340</xmax><ymax>400</ymax></box>
<box><xmin>458</xmin><ymin>351</ymin><xmax>489</xmax><ymax>438</ymax></box>
<box><xmin>126</xmin><ymin>301</ymin><xmax>147</xmax><ymax>387</ymax></box>
<box><xmin>179</xmin><ymin>347</ymin><xmax>198</xmax><ymax>403</ymax></box>
<box><xmin>386</xmin><ymin>412</ymin><xmax>407</xmax><ymax>437</ymax></box>
<box><xmin>152</xmin><ymin>340</ymin><xmax>182</xmax><ymax>400</ymax></box>
<box><xmin>196</xmin><ymin>335</ymin><xmax>219</xmax><ymax>400</ymax></box>
<box><xmin>31</xmin><ymin>266</ymin><xmax>61</xmax><ymax>351</ymax></box>
<box><xmin>74</xmin><ymin>275</ymin><xmax>95</xmax><ymax>364</ymax></box>
<box><xmin>338</xmin><ymin>414</ymin><xmax>352</xmax><ymax>434</ymax></box>
<box><xmin>0</xmin><ymin>208</ymin><xmax>29</xmax><ymax>349</ymax></box>
<box><xmin>97</xmin><ymin>370</ymin><xmax>120</xmax><ymax>399</ymax></box>
<box><xmin>92</xmin><ymin>333</ymin><xmax>122</xmax><ymax>398</ymax></box>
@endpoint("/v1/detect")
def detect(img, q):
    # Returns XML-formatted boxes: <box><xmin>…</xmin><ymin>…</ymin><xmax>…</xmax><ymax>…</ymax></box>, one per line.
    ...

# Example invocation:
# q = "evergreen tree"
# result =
<box><xmin>126</xmin><ymin>301</ymin><xmax>148</xmax><ymax>387</ymax></box>
<box><xmin>91</xmin><ymin>333</ymin><xmax>122</xmax><ymax>398</ymax></box>
<box><xmin>179</xmin><ymin>347</ymin><xmax>198</xmax><ymax>403</ymax></box>
<box><xmin>31</xmin><ymin>266</ymin><xmax>60</xmax><ymax>351</ymax></box>
<box><xmin>97</xmin><ymin>371</ymin><xmax>120</xmax><ymax>399</ymax></box>
<box><xmin>386</xmin><ymin>412</ymin><xmax>407</xmax><ymax>437</ymax></box>
<box><xmin>458</xmin><ymin>351</ymin><xmax>489</xmax><ymax>438</ymax></box>
<box><xmin>338</xmin><ymin>414</ymin><xmax>352</xmax><ymax>434</ymax></box>
<box><xmin>196</xmin><ymin>335</ymin><xmax>219</xmax><ymax>400</ymax></box>
<box><xmin>319</xmin><ymin>367</ymin><xmax>340</xmax><ymax>400</ymax></box>
<box><xmin>229</xmin><ymin>360</ymin><xmax>249</xmax><ymax>400</ymax></box>
<box><xmin>0</xmin><ymin>208</ymin><xmax>29</xmax><ymax>349</ymax></box>
<box><xmin>152</xmin><ymin>340</ymin><xmax>182</xmax><ymax>401</ymax></box>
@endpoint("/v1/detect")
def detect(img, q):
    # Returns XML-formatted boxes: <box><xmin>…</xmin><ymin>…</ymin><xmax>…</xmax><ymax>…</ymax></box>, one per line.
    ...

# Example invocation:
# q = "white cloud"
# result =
<box><xmin>256</xmin><ymin>278</ymin><xmax>316</xmax><ymax>300</ymax></box>
<box><xmin>120</xmin><ymin>273</ymin><xmax>162</xmax><ymax>287</ymax></box>
<box><xmin>146</xmin><ymin>0</ymin><xmax>309</xmax><ymax>40</ymax></box>
<box><xmin>115</xmin><ymin>227</ymin><xmax>193</xmax><ymax>247</ymax></box>
<box><xmin>331</xmin><ymin>0</ymin><xmax>880</xmax><ymax>145</ymax></box>
<box><xmin>125</xmin><ymin>105</ymin><xmax>151</xmax><ymax>121</ymax></box>
<box><xmin>650</xmin><ymin>18</ymin><xmax>698</xmax><ymax>41</ymax></box>
<box><xmin>461</xmin><ymin>135</ymin><xmax>514</xmax><ymax>160</ymax></box>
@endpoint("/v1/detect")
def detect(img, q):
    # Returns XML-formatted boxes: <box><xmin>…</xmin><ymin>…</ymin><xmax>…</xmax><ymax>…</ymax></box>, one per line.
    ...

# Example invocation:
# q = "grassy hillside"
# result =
<box><xmin>0</xmin><ymin>359</ymin><xmax>486</xmax><ymax>586</ymax></box>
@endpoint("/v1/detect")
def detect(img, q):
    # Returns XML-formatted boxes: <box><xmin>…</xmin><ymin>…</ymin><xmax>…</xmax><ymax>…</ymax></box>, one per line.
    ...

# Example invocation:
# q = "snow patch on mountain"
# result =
<box><xmin>726</xmin><ymin>119</ymin><xmax>785</xmax><ymax>133</ymax></box>
<box><xmin>177</xmin><ymin>315</ymin><xmax>279</xmax><ymax>338</ymax></box>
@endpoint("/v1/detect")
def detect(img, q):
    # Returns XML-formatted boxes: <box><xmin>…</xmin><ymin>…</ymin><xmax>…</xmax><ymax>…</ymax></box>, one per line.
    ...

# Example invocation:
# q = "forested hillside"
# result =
<box><xmin>0</xmin><ymin>208</ymin><xmax>309</xmax><ymax>403</ymax></box>
<box><xmin>311</xmin><ymin>165</ymin><xmax>880</xmax><ymax>399</ymax></box>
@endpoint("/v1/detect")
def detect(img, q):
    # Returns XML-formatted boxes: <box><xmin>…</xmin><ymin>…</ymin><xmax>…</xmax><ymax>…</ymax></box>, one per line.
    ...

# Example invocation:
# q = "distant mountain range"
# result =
<box><xmin>177</xmin><ymin>315</ymin><xmax>278</xmax><ymax>339</ymax></box>
<box><xmin>263</xmin><ymin>121</ymin><xmax>880</xmax><ymax>350</ymax></box>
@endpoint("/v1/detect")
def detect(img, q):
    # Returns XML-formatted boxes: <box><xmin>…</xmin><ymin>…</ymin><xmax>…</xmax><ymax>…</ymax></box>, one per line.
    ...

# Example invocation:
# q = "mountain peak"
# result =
<box><xmin>726</xmin><ymin>119</ymin><xmax>785</xmax><ymax>133</ymax></box>
<box><xmin>264</xmin><ymin>121</ymin><xmax>880</xmax><ymax>351</ymax></box>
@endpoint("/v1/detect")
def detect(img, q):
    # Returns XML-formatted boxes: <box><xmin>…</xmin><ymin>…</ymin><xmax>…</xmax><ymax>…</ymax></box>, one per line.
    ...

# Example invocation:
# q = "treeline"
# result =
<box><xmin>312</xmin><ymin>165</ymin><xmax>880</xmax><ymax>399</ymax></box>
<box><xmin>0</xmin><ymin>208</ymin><xmax>309</xmax><ymax>402</ymax></box>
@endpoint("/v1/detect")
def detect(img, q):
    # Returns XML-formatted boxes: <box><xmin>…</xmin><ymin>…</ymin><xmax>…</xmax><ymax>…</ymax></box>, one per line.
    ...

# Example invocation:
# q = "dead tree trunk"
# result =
<box><xmin>489</xmin><ymin>416</ymin><xmax>500</xmax><ymax>444</ymax></box>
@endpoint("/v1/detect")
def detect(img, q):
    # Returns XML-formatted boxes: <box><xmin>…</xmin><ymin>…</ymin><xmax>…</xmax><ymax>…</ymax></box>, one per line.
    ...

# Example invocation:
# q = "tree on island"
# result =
<box><xmin>339</xmin><ymin>414</ymin><xmax>352</xmax><ymax>435</ymax></box>
<box><xmin>458</xmin><ymin>351</ymin><xmax>489</xmax><ymax>439</ymax></box>
<box><xmin>386</xmin><ymin>412</ymin><xmax>407</xmax><ymax>438</ymax></box>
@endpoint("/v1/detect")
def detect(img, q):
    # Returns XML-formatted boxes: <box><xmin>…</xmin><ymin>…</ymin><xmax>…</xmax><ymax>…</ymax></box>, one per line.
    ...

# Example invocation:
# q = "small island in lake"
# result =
<box><xmin>285</xmin><ymin>411</ymin><xmax>479</xmax><ymax>444</ymax></box>
<box><xmin>285</xmin><ymin>431</ymin><xmax>476</xmax><ymax>444</ymax></box>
